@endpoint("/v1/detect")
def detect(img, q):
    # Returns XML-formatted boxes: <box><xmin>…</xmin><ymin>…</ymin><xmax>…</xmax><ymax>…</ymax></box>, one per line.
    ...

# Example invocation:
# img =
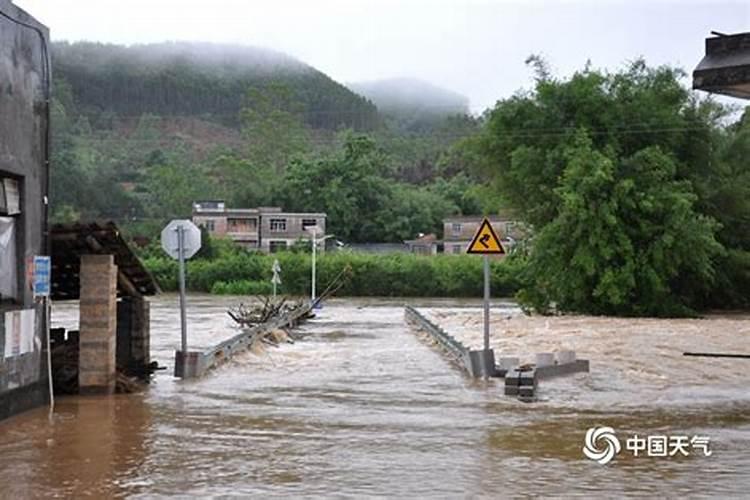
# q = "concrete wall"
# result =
<box><xmin>0</xmin><ymin>0</ymin><xmax>50</xmax><ymax>420</ymax></box>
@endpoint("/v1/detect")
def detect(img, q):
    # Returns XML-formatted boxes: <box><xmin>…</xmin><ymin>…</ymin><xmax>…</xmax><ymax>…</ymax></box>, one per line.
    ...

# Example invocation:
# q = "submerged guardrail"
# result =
<box><xmin>405</xmin><ymin>306</ymin><xmax>590</xmax><ymax>399</ymax></box>
<box><xmin>404</xmin><ymin>306</ymin><xmax>496</xmax><ymax>378</ymax></box>
<box><xmin>175</xmin><ymin>302</ymin><xmax>314</xmax><ymax>378</ymax></box>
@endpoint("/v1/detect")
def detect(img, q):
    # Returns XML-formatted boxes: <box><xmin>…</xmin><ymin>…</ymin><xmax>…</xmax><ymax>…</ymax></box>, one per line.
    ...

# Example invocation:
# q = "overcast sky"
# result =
<box><xmin>14</xmin><ymin>0</ymin><xmax>750</xmax><ymax>112</ymax></box>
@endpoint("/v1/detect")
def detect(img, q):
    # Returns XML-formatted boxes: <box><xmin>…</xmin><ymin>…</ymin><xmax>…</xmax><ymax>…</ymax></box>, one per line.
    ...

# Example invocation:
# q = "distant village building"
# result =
<box><xmin>404</xmin><ymin>234</ymin><xmax>439</xmax><ymax>255</ymax></box>
<box><xmin>192</xmin><ymin>201</ymin><xmax>326</xmax><ymax>253</ymax></box>
<box><xmin>402</xmin><ymin>213</ymin><xmax>526</xmax><ymax>256</ymax></box>
<box><xmin>442</xmin><ymin>214</ymin><xmax>523</xmax><ymax>255</ymax></box>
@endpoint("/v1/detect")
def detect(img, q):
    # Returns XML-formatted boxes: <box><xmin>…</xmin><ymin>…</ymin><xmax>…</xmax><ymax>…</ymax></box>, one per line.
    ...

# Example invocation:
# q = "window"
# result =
<box><xmin>269</xmin><ymin>241</ymin><xmax>287</xmax><ymax>253</ymax></box>
<box><xmin>202</xmin><ymin>220</ymin><xmax>215</xmax><ymax>232</ymax></box>
<box><xmin>270</xmin><ymin>218</ymin><xmax>287</xmax><ymax>232</ymax></box>
<box><xmin>302</xmin><ymin>218</ymin><xmax>318</xmax><ymax>230</ymax></box>
<box><xmin>0</xmin><ymin>176</ymin><xmax>20</xmax><ymax>302</ymax></box>
<box><xmin>451</xmin><ymin>223</ymin><xmax>462</xmax><ymax>235</ymax></box>
<box><xmin>228</xmin><ymin>218</ymin><xmax>255</xmax><ymax>232</ymax></box>
<box><xmin>0</xmin><ymin>217</ymin><xmax>18</xmax><ymax>302</ymax></box>
<box><xmin>452</xmin><ymin>245</ymin><xmax>462</xmax><ymax>254</ymax></box>
<box><xmin>0</xmin><ymin>178</ymin><xmax>20</xmax><ymax>216</ymax></box>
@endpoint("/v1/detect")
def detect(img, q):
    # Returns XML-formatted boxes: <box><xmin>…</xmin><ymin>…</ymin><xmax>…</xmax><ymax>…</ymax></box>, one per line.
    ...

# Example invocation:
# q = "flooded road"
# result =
<box><xmin>1</xmin><ymin>295</ymin><xmax>749</xmax><ymax>497</ymax></box>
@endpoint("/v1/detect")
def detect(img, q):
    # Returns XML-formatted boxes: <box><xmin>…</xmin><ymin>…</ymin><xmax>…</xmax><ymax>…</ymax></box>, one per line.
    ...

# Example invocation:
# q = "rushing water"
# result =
<box><xmin>1</xmin><ymin>294</ymin><xmax>749</xmax><ymax>497</ymax></box>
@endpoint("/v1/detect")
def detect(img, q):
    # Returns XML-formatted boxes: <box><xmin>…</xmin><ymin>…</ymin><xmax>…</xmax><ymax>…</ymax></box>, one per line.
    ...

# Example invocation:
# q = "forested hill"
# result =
<box><xmin>52</xmin><ymin>41</ymin><xmax>380</xmax><ymax>130</ymax></box>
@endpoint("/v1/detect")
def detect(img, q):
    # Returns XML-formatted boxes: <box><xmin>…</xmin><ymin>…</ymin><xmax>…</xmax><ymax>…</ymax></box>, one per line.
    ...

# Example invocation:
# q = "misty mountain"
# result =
<box><xmin>52</xmin><ymin>41</ymin><xmax>379</xmax><ymax>130</ymax></box>
<box><xmin>349</xmin><ymin>78</ymin><xmax>469</xmax><ymax>118</ymax></box>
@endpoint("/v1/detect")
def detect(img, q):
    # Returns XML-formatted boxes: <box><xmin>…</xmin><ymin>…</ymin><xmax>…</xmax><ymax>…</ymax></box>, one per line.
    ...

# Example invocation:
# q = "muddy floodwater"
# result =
<box><xmin>1</xmin><ymin>295</ymin><xmax>749</xmax><ymax>497</ymax></box>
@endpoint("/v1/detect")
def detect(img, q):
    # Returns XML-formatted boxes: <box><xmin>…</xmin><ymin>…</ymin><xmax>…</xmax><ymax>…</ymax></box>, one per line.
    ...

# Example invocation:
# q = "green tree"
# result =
<box><xmin>142</xmin><ymin>163</ymin><xmax>215</xmax><ymax>219</ymax></box>
<box><xmin>277</xmin><ymin>134</ymin><xmax>393</xmax><ymax>242</ymax></box>
<box><xmin>518</xmin><ymin>133</ymin><xmax>722</xmax><ymax>316</ymax></box>
<box><xmin>240</xmin><ymin>81</ymin><xmax>310</xmax><ymax>170</ymax></box>
<box><xmin>473</xmin><ymin>58</ymin><xmax>750</xmax><ymax>315</ymax></box>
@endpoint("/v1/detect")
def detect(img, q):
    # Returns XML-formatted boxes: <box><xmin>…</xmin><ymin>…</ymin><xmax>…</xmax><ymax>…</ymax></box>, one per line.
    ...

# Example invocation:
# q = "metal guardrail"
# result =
<box><xmin>405</xmin><ymin>306</ymin><xmax>590</xmax><ymax>392</ymax></box>
<box><xmin>175</xmin><ymin>302</ymin><xmax>314</xmax><ymax>378</ymax></box>
<box><xmin>404</xmin><ymin>305</ymin><xmax>473</xmax><ymax>373</ymax></box>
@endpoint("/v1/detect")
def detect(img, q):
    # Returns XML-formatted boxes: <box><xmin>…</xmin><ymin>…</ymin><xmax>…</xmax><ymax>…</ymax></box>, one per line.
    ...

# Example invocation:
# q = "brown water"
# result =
<box><xmin>1</xmin><ymin>295</ymin><xmax>749</xmax><ymax>498</ymax></box>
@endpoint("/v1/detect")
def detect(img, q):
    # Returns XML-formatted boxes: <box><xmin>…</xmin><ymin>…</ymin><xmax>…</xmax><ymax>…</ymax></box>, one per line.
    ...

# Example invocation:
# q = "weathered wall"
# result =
<box><xmin>0</xmin><ymin>0</ymin><xmax>50</xmax><ymax>420</ymax></box>
<box><xmin>259</xmin><ymin>213</ymin><xmax>326</xmax><ymax>253</ymax></box>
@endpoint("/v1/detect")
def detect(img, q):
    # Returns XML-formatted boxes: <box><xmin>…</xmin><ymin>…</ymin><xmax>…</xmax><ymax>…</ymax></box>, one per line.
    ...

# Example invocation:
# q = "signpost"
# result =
<box><xmin>32</xmin><ymin>255</ymin><xmax>51</xmax><ymax>297</ymax></box>
<box><xmin>271</xmin><ymin>259</ymin><xmax>281</xmax><ymax>298</ymax></box>
<box><xmin>31</xmin><ymin>255</ymin><xmax>53</xmax><ymax>412</ymax></box>
<box><xmin>161</xmin><ymin>219</ymin><xmax>201</xmax><ymax>375</ymax></box>
<box><xmin>466</xmin><ymin>218</ymin><xmax>506</xmax><ymax>375</ymax></box>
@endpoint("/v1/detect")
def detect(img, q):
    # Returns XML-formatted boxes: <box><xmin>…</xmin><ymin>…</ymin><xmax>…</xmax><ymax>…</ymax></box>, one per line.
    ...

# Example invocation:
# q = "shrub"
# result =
<box><xmin>144</xmin><ymin>248</ymin><xmax>524</xmax><ymax>298</ymax></box>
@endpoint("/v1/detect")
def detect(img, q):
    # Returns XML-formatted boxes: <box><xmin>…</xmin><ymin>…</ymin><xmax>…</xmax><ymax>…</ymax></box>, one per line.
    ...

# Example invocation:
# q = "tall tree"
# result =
<box><xmin>474</xmin><ymin>59</ymin><xmax>742</xmax><ymax>315</ymax></box>
<box><xmin>519</xmin><ymin>133</ymin><xmax>722</xmax><ymax>316</ymax></box>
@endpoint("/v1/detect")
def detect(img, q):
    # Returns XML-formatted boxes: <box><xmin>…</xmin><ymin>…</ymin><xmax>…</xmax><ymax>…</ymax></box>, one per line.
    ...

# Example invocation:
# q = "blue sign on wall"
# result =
<box><xmin>33</xmin><ymin>255</ymin><xmax>51</xmax><ymax>297</ymax></box>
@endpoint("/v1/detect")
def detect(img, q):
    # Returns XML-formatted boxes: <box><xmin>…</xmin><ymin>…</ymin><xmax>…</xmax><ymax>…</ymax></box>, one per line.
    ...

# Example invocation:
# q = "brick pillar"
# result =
<box><xmin>116</xmin><ymin>296</ymin><xmax>150</xmax><ymax>380</ymax></box>
<box><xmin>131</xmin><ymin>297</ymin><xmax>150</xmax><ymax>375</ymax></box>
<box><xmin>79</xmin><ymin>255</ymin><xmax>118</xmax><ymax>394</ymax></box>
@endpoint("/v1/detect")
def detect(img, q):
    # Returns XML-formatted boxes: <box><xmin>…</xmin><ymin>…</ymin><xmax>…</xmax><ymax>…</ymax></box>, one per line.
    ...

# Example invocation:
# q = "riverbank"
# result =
<box><xmin>141</xmin><ymin>247</ymin><xmax>525</xmax><ymax>298</ymax></box>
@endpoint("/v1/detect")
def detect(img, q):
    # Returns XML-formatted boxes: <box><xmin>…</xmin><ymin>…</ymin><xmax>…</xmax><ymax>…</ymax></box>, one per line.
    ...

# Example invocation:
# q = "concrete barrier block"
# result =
<box><xmin>519</xmin><ymin>370</ymin><xmax>537</xmax><ymax>387</ymax></box>
<box><xmin>497</xmin><ymin>357</ymin><xmax>519</xmax><ymax>371</ymax></box>
<box><xmin>535</xmin><ymin>352</ymin><xmax>555</xmax><ymax>367</ymax></box>
<box><xmin>535</xmin><ymin>359</ymin><xmax>590</xmax><ymax>379</ymax></box>
<box><xmin>519</xmin><ymin>385</ymin><xmax>536</xmax><ymax>398</ymax></box>
<box><xmin>556</xmin><ymin>350</ymin><xmax>576</xmax><ymax>365</ymax></box>
<box><xmin>505</xmin><ymin>368</ymin><xmax>521</xmax><ymax>386</ymax></box>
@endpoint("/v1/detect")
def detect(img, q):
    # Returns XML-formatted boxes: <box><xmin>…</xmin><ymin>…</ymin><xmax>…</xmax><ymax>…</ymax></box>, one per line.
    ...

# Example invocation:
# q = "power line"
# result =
<box><xmin>59</xmin><ymin>124</ymin><xmax>713</xmax><ymax>148</ymax></box>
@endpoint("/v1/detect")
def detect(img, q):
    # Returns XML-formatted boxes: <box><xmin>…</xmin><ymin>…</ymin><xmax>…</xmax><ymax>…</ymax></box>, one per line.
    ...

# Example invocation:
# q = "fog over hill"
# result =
<box><xmin>52</xmin><ymin>41</ymin><xmax>380</xmax><ymax>130</ymax></box>
<box><xmin>349</xmin><ymin>78</ymin><xmax>470</xmax><ymax>117</ymax></box>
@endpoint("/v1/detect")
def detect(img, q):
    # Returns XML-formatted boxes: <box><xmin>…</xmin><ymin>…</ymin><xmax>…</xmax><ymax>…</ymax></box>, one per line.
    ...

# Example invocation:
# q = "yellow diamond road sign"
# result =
<box><xmin>466</xmin><ymin>218</ymin><xmax>506</xmax><ymax>254</ymax></box>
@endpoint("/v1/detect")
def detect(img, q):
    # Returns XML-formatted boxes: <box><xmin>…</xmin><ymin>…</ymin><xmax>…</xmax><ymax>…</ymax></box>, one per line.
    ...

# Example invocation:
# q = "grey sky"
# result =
<box><xmin>13</xmin><ymin>0</ymin><xmax>750</xmax><ymax>112</ymax></box>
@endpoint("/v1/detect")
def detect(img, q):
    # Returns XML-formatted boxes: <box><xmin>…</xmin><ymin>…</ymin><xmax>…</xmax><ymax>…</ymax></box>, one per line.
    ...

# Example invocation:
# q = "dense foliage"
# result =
<box><xmin>474</xmin><ymin>59</ymin><xmax>750</xmax><ymax>315</ymax></box>
<box><xmin>140</xmin><ymin>238</ymin><xmax>523</xmax><ymax>298</ymax></box>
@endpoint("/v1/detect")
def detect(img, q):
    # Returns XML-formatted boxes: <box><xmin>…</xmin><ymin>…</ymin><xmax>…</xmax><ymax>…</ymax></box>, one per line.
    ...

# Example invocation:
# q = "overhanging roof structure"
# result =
<box><xmin>50</xmin><ymin>222</ymin><xmax>160</xmax><ymax>300</ymax></box>
<box><xmin>693</xmin><ymin>32</ymin><xmax>750</xmax><ymax>99</ymax></box>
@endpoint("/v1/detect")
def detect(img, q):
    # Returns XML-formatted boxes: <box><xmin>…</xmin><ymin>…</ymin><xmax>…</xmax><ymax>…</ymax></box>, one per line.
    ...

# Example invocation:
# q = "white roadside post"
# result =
<box><xmin>272</xmin><ymin>259</ymin><xmax>281</xmax><ymax>298</ymax></box>
<box><xmin>311</xmin><ymin>228</ymin><xmax>317</xmax><ymax>305</ymax></box>
<box><xmin>161</xmin><ymin>219</ymin><xmax>201</xmax><ymax>378</ymax></box>
<box><xmin>483</xmin><ymin>254</ymin><xmax>490</xmax><ymax>351</ymax></box>
<box><xmin>306</xmin><ymin>227</ymin><xmax>333</xmax><ymax>308</ymax></box>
